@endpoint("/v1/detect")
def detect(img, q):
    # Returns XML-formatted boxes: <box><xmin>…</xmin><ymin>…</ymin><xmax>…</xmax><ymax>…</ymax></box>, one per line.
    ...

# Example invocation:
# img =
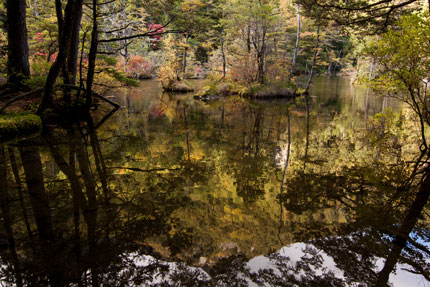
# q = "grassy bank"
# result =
<box><xmin>0</xmin><ymin>113</ymin><xmax>42</xmax><ymax>142</ymax></box>
<box><xmin>195</xmin><ymin>78</ymin><xmax>298</xmax><ymax>100</ymax></box>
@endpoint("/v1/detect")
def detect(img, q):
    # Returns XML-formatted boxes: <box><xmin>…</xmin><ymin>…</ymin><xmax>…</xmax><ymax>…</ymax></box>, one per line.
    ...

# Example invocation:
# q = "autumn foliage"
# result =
<box><xmin>118</xmin><ymin>55</ymin><xmax>153</xmax><ymax>79</ymax></box>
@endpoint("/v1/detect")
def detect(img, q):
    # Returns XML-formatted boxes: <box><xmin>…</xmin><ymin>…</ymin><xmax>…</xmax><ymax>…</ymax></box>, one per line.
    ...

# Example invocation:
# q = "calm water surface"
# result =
<box><xmin>0</xmin><ymin>77</ymin><xmax>429</xmax><ymax>286</ymax></box>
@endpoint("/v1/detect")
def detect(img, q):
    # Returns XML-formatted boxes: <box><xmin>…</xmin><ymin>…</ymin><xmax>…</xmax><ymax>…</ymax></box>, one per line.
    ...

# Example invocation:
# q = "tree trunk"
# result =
<box><xmin>221</xmin><ymin>37</ymin><xmax>226</xmax><ymax>79</ymax></box>
<box><xmin>34</xmin><ymin>0</ymin><xmax>39</xmax><ymax>16</ymax></box>
<box><xmin>6</xmin><ymin>0</ymin><xmax>30</xmax><ymax>87</ymax></box>
<box><xmin>38</xmin><ymin>0</ymin><xmax>83</xmax><ymax>112</ymax></box>
<box><xmin>67</xmin><ymin>1</ymin><xmax>83</xmax><ymax>85</ymax></box>
<box><xmin>247</xmin><ymin>24</ymin><xmax>251</xmax><ymax>54</ymax></box>
<box><xmin>257</xmin><ymin>52</ymin><xmax>265</xmax><ymax>84</ymax></box>
<box><xmin>62</xmin><ymin>0</ymin><xmax>83</xmax><ymax>104</ymax></box>
<box><xmin>183</xmin><ymin>34</ymin><xmax>189</xmax><ymax>75</ymax></box>
<box><xmin>256</xmin><ymin>25</ymin><xmax>267</xmax><ymax>84</ymax></box>
<box><xmin>305</xmin><ymin>25</ymin><xmax>320</xmax><ymax>93</ymax></box>
<box><xmin>292</xmin><ymin>3</ymin><xmax>301</xmax><ymax>69</ymax></box>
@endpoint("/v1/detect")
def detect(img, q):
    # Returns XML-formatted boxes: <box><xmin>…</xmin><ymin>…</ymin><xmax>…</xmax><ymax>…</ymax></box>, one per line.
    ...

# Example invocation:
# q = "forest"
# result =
<box><xmin>0</xmin><ymin>0</ymin><xmax>409</xmax><ymax>114</ymax></box>
<box><xmin>0</xmin><ymin>0</ymin><xmax>430</xmax><ymax>286</ymax></box>
<box><xmin>0</xmin><ymin>0</ymin><xmax>427</xmax><ymax>112</ymax></box>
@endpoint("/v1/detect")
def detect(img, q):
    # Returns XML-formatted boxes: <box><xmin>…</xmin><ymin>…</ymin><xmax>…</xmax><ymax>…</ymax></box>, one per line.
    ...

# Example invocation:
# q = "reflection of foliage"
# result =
<box><xmin>2</xmin><ymin>76</ymin><xmax>429</xmax><ymax>285</ymax></box>
<box><xmin>208</xmin><ymin>254</ymin><xmax>250</xmax><ymax>287</ymax></box>
<box><xmin>278</xmin><ymin>104</ymin><xmax>430</xmax><ymax>284</ymax></box>
<box><xmin>234</xmin><ymin>156</ymin><xmax>267</xmax><ymax>203</ymax></box>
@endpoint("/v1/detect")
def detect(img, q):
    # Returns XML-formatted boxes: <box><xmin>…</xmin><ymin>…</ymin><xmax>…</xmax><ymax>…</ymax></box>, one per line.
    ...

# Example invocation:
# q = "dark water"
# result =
<box><xmin>0</xmin><ymin>77</ymin><xmax>429</xmax><ymax>286</ymax></box>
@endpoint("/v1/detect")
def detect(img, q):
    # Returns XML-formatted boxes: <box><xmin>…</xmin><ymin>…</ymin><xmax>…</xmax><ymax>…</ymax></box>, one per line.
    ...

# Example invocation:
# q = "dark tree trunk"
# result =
<box><xmin>257</xmin><ymin>52</ymin><xmax>265</xmax><ymax>84</ymax></box>
<box><xmin>88</xmin><ymin>119</ymin><xmax>109</xmax><ymax>200</ymax></box>
<box><xmin>375</xmin><ymin>169</ymin><xmax>430</xmax><ymax>287</ymax></box>
<box><xmin>8</xmin><ymin>148</ymin><xmax>35</xmax><ymax>247</ymax></box>
<box><xmin>55</xmin><ymin>0</ymin><xmax>63</xmax><ymax>38</ymax></box>
<box><xmin>63</xmin><ymin>0</ymin><xmax>83</xmax><ymax>103</ymax></box>
<box><xmin>67</xmin><ymin>1</ymin><xmax>83</xmax><ymax>85</ymax></box>
<box><xmin>19</xmin><ymin>144</ymin><xmax>67</xmax><ymax>286</ymax></box>
<box><xmin>85</xmin><ymin>0</ymin><xmax>99</xmax><ymax>109</ymax></box>
<box><xmin>6</xmin><ymin>0</ymin><xmax>30</xmax><ymax>87</ymax></box>
<box><xmin>38</xmin><ymin>0</ymin><xmax>83</xmax><ymax>112</ymax></box>
<box><xmin>18</xmin><ymin>145</ymin><xmax>54</xmax><ymax>243</ymax></box>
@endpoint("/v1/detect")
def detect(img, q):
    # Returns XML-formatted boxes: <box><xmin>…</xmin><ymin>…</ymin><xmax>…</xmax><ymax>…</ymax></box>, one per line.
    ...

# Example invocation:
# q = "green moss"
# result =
<box><xmin>111</xmin><ymin>70</ymin><xmax>140</xmax><ymax>86</ymax></box>
<box><xmin>196</xmin><ymin>79</ymin><xmax>297</xmax><ymax>99</ymax></box>
<box><xmin>0</xmin><ymin>113</ymin><xmax>42</xmax><ymax>142</ymax></box>
<box><xmin>195</xmin><ymin>77</ymin><xmax>237</xmax><ymax>98</ymax></box>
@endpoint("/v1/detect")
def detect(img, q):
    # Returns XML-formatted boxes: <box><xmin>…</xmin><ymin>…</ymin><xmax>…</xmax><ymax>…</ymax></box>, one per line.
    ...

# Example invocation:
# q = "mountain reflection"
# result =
<box><xmin>0</xmin><ymin>77</ymin><xmax>429</xmax><ymax>286</ymax></box>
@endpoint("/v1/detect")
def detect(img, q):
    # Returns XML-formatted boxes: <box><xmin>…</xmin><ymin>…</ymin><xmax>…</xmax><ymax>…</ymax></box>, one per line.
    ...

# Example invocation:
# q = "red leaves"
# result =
<box><xmin>148</xmin><ymin>23</ymin><xmax>165</xmax><ymax>50</ymax></box>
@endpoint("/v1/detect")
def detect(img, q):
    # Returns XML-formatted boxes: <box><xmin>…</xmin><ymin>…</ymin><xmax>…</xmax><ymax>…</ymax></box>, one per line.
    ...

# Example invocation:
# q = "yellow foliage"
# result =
<box><xmin>181</xmin><ymin>0</ymin><xmax>205</xmax><ymax>11</ymax></box>
<box><xmin>157</xmin><ymin>35</ymin><xmax>182</xmax><ymax>89</ymax></box>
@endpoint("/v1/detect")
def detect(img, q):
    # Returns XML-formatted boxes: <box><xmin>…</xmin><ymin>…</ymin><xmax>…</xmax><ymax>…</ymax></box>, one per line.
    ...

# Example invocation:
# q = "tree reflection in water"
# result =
<box><xmin>0</xmin><ymin>78</ymin><xmax>429</xmax><ymax>286</ymax></box>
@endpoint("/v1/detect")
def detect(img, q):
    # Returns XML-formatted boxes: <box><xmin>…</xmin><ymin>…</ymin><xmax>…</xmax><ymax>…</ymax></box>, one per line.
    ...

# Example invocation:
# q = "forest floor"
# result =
<box><xmin>0</xmin><ymin>96</ymin><xmax>40</xmax><ymax>113</ymax></box>
<box><xmin>0</xmin><ymin>81</ymin><xmax>41</xmax><ymax>114</ymax></box>
<box><xmin>0</xmin><ymin>81</ymin><xmax>42</xmax><ymax>142</ymax></box>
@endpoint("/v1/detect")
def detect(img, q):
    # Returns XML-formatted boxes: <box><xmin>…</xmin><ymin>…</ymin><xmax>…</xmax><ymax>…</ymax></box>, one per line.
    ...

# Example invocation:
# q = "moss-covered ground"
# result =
<box><xmin>0</xmin><ymin>112</ymin><xmax>42</xmax><ymax>142</ymax></box>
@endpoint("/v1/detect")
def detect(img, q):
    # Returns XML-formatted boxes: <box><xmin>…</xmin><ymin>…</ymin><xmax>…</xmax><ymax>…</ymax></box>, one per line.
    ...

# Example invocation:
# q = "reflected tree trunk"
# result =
<box><xmin>45</xmin><ymin>125</ymin><xmax>104</xmax><ymax>285</ymax></box>
<box><xmin>88</xmin><ymin>119</ymin><xmax>109</xmax><ymax>201</ymax></box>
<box><xmin>266</xmin><ymin>113</ymin><xmax>273</xmax><ymax>141</ymax></box>
<box><xmin>375</xmin><ymin>169</ymin><xmax>430</xmax><ymax>286</ymax></box>
<box><xmin>218</xmin><ymin>106</ymin><xmax>225</xmax><ymax>143</ymax></box>
<box><xmin>18</xmin><ymin>144</ymin><xmax>65</xmax><ymax>286</ymax></box>
<box><xmin>74</xmin><ymin>129</ymin><xmax>99</xmax><ymax>285</ymax></box>
<box><xmin>8</xmin><ymin>147</ymin><xmax>35</xmax><ymax>248</ymax></box>
<box><xmin>183</xmin><ymin>106</ymin><xmax>191</xmax><ymax>161</ymax></box>
<box><xmin>253</xmin><ymin>109</ymin><xmax>262</xmax><ymax>156</ymax></box>
<box><xmin>75</xmin><ymin>132</ymin><xmax>98</xmax><ymax>238</ymax></box>
<box><xmin>68</xmin><ymin>140</ymin><xmax>81</xmax><ymax>247</ymax></box>
<box><xmin>19</xmin><ymin>145</ymin><xmax>54</xmax><ymax>243</ymax></box>
<box><xmin>0</xmin><ymin>147</ymin><xmax>23</xmax><ymax>287</ymax></box>
<box><xmin>44</xmin><ymin>129</ymin><xmax>89</xmax><ymax>213</ymax></box>
<box><xmin>365</xmin><ymin>88</ymin><xmax>370</xmax><ymax>127</ymax></box>
<box><xmin>303</xmin><ymin>95</ymin><xmax>310</xmax><ymax>170</ymax></box>
<box><xmin>278</xmin><ymin>112</ymin><xmax>291</xmax><ymax>246</ymax></box>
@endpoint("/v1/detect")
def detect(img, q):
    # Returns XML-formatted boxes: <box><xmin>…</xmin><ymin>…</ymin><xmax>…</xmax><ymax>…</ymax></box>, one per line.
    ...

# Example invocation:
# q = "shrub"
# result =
<box><xmin>118</xmin><ymin>55</ymin><xmax>153</xmax><ymax>79</ymax></box>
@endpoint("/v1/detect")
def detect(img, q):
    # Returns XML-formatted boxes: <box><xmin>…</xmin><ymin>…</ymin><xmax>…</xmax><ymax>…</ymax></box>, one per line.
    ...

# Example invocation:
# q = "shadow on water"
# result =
<box><xmin>0</xmin><ymin>77</ymin><xmax>429</xmax><ymax>286</ymax></box>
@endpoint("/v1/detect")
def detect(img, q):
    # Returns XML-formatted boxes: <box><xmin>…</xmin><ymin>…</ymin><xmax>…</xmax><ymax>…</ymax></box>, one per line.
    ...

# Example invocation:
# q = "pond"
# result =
<box><xmin>0</xmin><ymin>77</ymin><xmax>429</xmax><ymax>286</ymax></box>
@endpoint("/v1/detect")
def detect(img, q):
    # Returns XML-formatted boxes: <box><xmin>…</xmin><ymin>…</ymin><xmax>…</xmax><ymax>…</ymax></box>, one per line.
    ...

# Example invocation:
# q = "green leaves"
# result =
<box><xmin>366</xmin><ymin>14</ymin><xmax>430</xmax><ymax>99</ymax></box>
